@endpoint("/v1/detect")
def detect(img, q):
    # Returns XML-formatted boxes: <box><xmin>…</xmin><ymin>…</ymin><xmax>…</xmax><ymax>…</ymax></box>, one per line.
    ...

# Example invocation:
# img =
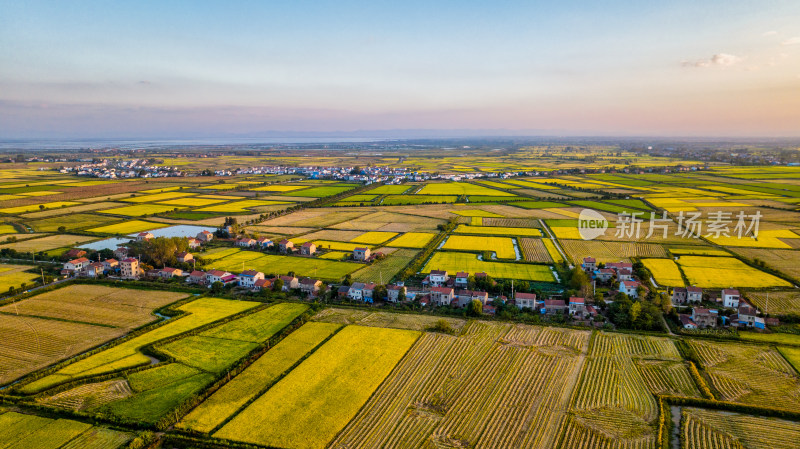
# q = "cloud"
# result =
<box><xmin>782</xmin><ymin>36</ymin><xmax>800</xmax><ymax>45</ymax></box>
<box><xmin>682</xmin><ymin>53</ymin><xmax>742</xmax><ymax>68</ymax></box>
<box><xmin>762</xmin><ymin>31</ymin><xmax>778</xmax><ymax>37</ymax></box>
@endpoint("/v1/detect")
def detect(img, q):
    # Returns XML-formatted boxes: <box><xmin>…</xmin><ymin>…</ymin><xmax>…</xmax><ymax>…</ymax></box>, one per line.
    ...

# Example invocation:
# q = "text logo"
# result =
<box><xmin>578</xmin><ymin>209</ymin><xmax>608</xmax><ymax>240</ymax></box>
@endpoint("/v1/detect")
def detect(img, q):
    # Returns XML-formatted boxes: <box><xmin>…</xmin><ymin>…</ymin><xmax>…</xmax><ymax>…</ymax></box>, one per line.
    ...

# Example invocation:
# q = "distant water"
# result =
<box><xmin>80</xmin><ymin>237</ymin><xmax>130</xmax><ymax>251</ymax></box>
<box><xmin>130</xmin><ymin>225</ymin><xmax>216</xmax><ymax>239</ymax></box>
<box><xmin>0</xmin><ymin>137</ymin><xmax>390</xmax><ymax>150</ymax></box>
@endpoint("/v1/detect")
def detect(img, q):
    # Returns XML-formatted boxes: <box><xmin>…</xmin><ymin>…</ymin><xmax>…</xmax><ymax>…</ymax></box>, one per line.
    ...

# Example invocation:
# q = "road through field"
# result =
<box><xmin>538</xmin><ymin>219</ymin><xmax>571</xmax><ymax>268</ymax></box>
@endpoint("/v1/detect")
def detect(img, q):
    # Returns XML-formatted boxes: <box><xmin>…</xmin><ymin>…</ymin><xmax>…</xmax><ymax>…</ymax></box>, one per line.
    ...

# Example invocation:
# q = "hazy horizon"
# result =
<box><xmin>2</xmin><ymin>1</ymin><xmax>799</xmax><ymax>138</ymax></box>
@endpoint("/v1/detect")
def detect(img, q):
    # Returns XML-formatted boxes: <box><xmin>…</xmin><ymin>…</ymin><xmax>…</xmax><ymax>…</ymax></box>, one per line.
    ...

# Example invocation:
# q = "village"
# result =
<box><xmin>57</xmin><ymin>229</ymin><xmax>774</xmax><ymax>333</ymax></box>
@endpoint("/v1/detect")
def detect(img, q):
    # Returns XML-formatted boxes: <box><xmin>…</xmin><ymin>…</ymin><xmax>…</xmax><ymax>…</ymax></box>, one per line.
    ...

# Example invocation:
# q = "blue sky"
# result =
<box><xmin>1</xmin><ymin>0</ymin><xmax>799</xmax><ymax>138</ymax></box>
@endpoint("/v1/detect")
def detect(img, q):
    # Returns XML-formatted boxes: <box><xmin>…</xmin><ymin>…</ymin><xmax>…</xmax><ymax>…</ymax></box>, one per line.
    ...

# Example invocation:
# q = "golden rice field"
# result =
<box><xmin>349</xmin><ymin>231</ymin><xmax>398</xmax><ymax>245</ymax></box>
<box><xmin>196</xmin><ymin>199</ymin><xmax>291</xmax><ymax>212</ymax></box>
<box><xmin>332</xmin><ymin>322</ymin><xmax>590</xmax><ymax>449</ymax></box>
<box><xmin>682</xmin><ymin>407</ymin><xmax>800</xmax><ymax>449</ymax></box>
<box><xmin>450</xmin><ymin>209</ymin><xmax>504</xmax><ymax>217</ymax></box>
<box><xmin>86</xmin><ymin>220</ymin><xmax>168</xmax><ymax>234</ymax></box>
<box><xmin>214</xmin><ymin>326</ymin><xmax>420</xmax><ymax>449</ymax></box>
<box><xmin>122</xmin><ymin>191</ymin><xmax>192</xmax><ymax>203</ymax></box>
<box><xmin>689</xmin><ymin>339</ymin><xmax>800</xmax><ymax>412</ymax></box>
<box><xmin>641</xmin><ymin>258</ymin><xmax>685</xmax><ymax>287</ymax></box>
<box><xmin>98</xmin><ymin>204</ymin><xmax>187</xmax><ymax>217</ymax></box>
<box><xmin>543</xmin><ymin>239</ymin><xmax>565</xmax><ymax>264</ymax></box>
<box><xmin>350</xmin><ymin>248</ymin><xmax>418</xmax><ymax>283</ymax></box>
<box><xmin>676</xmin><ymin>255</ymin><xmax>791</xmax><ymax>288</ymax></box>
<box><xmin>706</xmin><ymin>229</ymin><xmax>800</xmax><ymax>249</ymax></box>
<box><xmin>388</xmin><ymin>232</ymin><xmax>436</xmax><ymax>248</ymax></box>
<box><xmin>728</xmin><ymin>247</ymin><xmax>800</xmax><ymax>282</ymax></box>
<box><xmin>0</xmin><ymin>201</ymin><xmax>80</xmax><ymax>215</ymax></box>
<box><xmin>442</xmin><ymin>235</ymin><xmax>517</xmax><ymax>259</ymax></box>
<box><xmin>312</xmin><ymin>308</ymin><xmax>467</xmax><ymax>332</ymax></box>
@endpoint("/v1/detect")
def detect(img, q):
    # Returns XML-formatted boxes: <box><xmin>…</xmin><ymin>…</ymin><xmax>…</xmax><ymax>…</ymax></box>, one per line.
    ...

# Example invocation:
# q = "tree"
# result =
<box><xmin>430</xmin><ymin>319</ymin><xmax>453</xmax><ymax>334</ymax></box>
<box><xmin>57</xmin><ymin>226</ymin><xmax>66</xmax><ymax>233</ymax></box>
<box><xmin>469</xmin><ymin>299</ymin><xmax>483</xmax><ymax>316</ymax></box>
<box><xmin>272</xmin><ymin>278</ymin><xmax>284</xmax><ymax>292</ymax></box>
<box><xmin>630</xmin><ymin>301</ymin><xmax>642</xmax><ymax>323</ymax></box>
<box><xmin>210</xmin><ymin>281</ymin><xmax>224</xmax><ymax>293</ymax></box>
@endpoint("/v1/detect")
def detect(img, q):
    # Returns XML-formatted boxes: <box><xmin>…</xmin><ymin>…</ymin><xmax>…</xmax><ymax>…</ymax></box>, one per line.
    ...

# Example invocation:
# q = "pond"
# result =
<box><xmin>79</xmin><ymin>237</ymin><xmax>130</xmax><ymax>251</ymax></box>
<box><xmin>129</xmin><ymin>225</ymin><xmax>216</xmax><ymax>239</ymax></box>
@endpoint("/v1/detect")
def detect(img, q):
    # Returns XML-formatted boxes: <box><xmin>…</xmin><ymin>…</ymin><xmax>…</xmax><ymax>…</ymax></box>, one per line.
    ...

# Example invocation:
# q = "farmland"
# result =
<box><xmin>442</xmin><ymin>235</ymin><xmax>517</xmax><ymax>259</ymax></box>
<box><xmin>0</xmin><ymin>263</ymin><xmax>40</xmax><ymax>291</ymax></box>
<box><xmin>744</xmin><ymin>290</ymin><xmax>800</xmax><ymax>315</ymax></box>
<box><xmin>0</xmin><ymin>234</ymin><xmax>97</xmax><ymax>252</ymax></box>
<box><xmin>561</xmin><ymin>240</ymin><xmax>668</xmax><ymax>264</ymax></box>
<box><xmin>332</xmin><ymin>322</ymin><xmax>590</xmax><ymax>449</ymax></box>
<box><xmin>0</xmin><ymin>410</ymin><xmax>132</xmax><ymax>449</ymax></box>
<box><xmin>20</xmin><ymin>297</ymin><xmax>259</xmax><ymax>393</ymax></box>
<box><xmin>519</xmin><ymin>237</ymin><xmax>554</xmax><ymax>263</ymax></box>
<box><xmin>86</xmin><ymin>219</ymin><xmax>167</xmax><ymax>234</ymax></box>
<box><xmin>682</xmin><ymin>407</ymin><xmax>800</xmax><ymax>449</ymax></box>
<box><xmin>177</xmin><ymin>322</ymin><xmax>341</xmax><ymax>433</ymax></box>
<box><xmin>351</xmin><ymin>248</ymin><xmax>419</xmax><ymax>283</ymax></box>
<box><xmin>453</xmin><ymin>224</ymin><xmax>542</xmax><ymax>236</ymax></box>
<box><xmin>424</xmin><ymin>251</ymin><xmax>555</xmax><ymax>281</ymax></box>
<box><xmin>676</xmin><ymin>255</ymin><xmax>791</xmax><ymax>288</ymax></box>
<box><xmin>214</xmin><ymin>325</ymin><xmax>420</xmax><ymax>449</ymax></box>
<box><xmin>689</xmin><ymin>339</ymin><xmax>800</xmax><ymax>411</ymax></box>
<box><xmin>388</xmin><ymin>231</ymin><xmax>435</xmax><ymax>248</ymax></box>
<box><xmin>641</xmin><ymin>258</ymin><xmax>685</xmax><ymax>287</ymax></box>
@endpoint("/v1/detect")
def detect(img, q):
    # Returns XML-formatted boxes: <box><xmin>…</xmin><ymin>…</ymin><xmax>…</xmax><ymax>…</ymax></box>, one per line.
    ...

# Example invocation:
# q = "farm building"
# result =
<box><xmin>279</xmin><ymin>239</ymin><xmax>294</xmax><ymax>253</ymax></box>
<box><xmin>594</xmin><ymin>268</ymin><xmax>615</xmax><ymax>282</ymax></box>
<box><xmin>64</xmin><ymin>248</ymin><xmax>87</xmax><ymax>259</ymax></box>
<box><xmin>515</xmin><ymin>292</ymin><xmax>538</xmax><ymax>310</ymax></box>
<box><xmin>691</xmin><ymin>307</ymin><xmax>717</xmax><ymax>328</ymax></box>
<box><xmin>279</xmin><ymin>275</ymin><xmax>299</xmax><ymax>291</ymax></box>
<box><xmin>238</xmin><ymin>270</ymin><xmax>265</xmax><ymax>288</ymax></box>
<box><xmin>430</xmin><ymin>287</ymin><xmax>455</xmax><ymax>306</ymax></box>
<box><xmin>158</xmin><ymin>267</ymin><xmax>183</xmax><ymax>279</ymax></box>
<box><xmin>187</xmin><ymin>270</ymin><xmax>206</xmax><ymax>285</ymax></box>
<box><xmin>299</xmin><ymin>278</ymin><xmax>322</xmax><ymax>296</ymax></box>
<box><xmin>722</xmin><ymin>289</ymin><xmax>741</xmax><ymax>308</ymax></box>
<box><xmin>386</xmin><ymin>284</ymin><xmax>405</xmax><ymax>302</ymax></box>
<box><xmin>196</xmin><ymin>230</ymin><xmax>214</xmax><ymax>242</ymax></box>
<box><xmin>568</xmin><ymin>297</ymin><xmax>586</xmax><ymax>317</ymax></box>
<box><xmin>454</xmin><ymin>272</ymin><xmax>469</xmax><ymax>288</ymax></box>
<box><xmin>120</xmin><ymin>258</ymin><xmax>140</xmax><ymax>280</ymax></box>
<box><xmin>619</xmin><ymin>280</ymin><xmax>640</xmax><ymax>298</ymax></box>
<box><xmin>455</xmin><ymin>290</ymin><xmax>488</xmax><ymax>308</ymax></box>
<box><xmin>544</xmin><ymin>299</ymin><xmax>567</xmax><ymax>315</ymax></box>
<box><xmin>582</xmin><ymin>257</ymin><xmax>596</xmax><ymax>272</ymax></box>
<box><xmin>348</xmin><ymin>282</ymin><xmax>366</xmax><ymax>301</ymax></box>
<box><xmin>679</xmin><ymin>314</ymin><xmax>697</xmax><ymax>329</ymax></box>
<box><xmin>253</xmin><ymin>278</ymin><xmax>273</xmax><ymax>292</ymax></box>
<box><xmin>301</xmin><ymin>242</ymin><xmax>317</xmax><ymax>256</ymax></box>
<box><xmin>63</xmin><ymin>257</ymin><xmax>89</xmax><ymax>273</ymax></box>
<box><xmin>428</xmin><ymin>270</ymin><xmax>449</xmax><ymax>287</ymax></box>
<box><xmin>672</xmin><ymin>286</ymin><xmax>702</xmax><ymax>304</ymax></box>
<box><xmin>236</xmin><ymin>238</ymin><xmax>257</xmax><ymax>248</ymax></box>
<box><xmin>206</xmin><ymin>270</ymin><xmax>234</xmax><ymax>285</ymax></box>
<box><xmin>137</xmin><ymin>232</ymin><xmax>154</xmax><ymax>241</ymax></box>
<box><xmin>353</xmin><ymin>247</ymin><xmax>370</xmax><ymax>261</ymax></box>
<box><xmin>257</xmin><ymin>237</ymin><xmax>273</xmax><ymax>248</ymax></box>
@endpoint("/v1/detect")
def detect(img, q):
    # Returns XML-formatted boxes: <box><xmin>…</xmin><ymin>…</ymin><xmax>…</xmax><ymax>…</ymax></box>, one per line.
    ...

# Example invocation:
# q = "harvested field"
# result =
<box><xmin>727</xmin><ymin>247</ymin><xmax>800</xmax><ymax>282</ymax></box>
<box><xmin>676</xmin><ymin>256</ymin><xmax>791</xmax><ymax>288</ymax></box>
<box><xmin>313</xmin><ymin>308</ymin><xmax>467</xmax><ymax>332</ymax></box>
<box><xmin>682</xmin><ymin>407</ymin><xmax>800</xmax><ymax>449</ymax></box>
<box><xmin>98</xmin><ymin>204</ymin><xmax>187</xmax><ymax>217</ymax></box>
<box><xmin>483</xmin><ymin>217</ymin><xmax>542</xmax><ymax>228</ymax></box>
<box><xmin>349</xmin><ymin>231</ymin><xmax>398</xmax><ymax>245</ymax></box>
<box><xmin>744</xmin><ymin>290</ymin><xmax>800</xmax><ymax>316</ymax></box>
<box><xmin>19</xmin><ymin>202</ymin><xmax>123</xmax><ymax>219</ymax></box>
<box><xmin>559</xmin><ymin>240</ymin><xmax>668</xmax><ymax>264</ymax></box>
<box><xmin>297</xmin><ymin>229</ymin><xmax>364</xmax><ymax>242</ymax></box>
<box><xmin>0</xmin><ymin>411</ymin><xmax>131</xmax><ymax>449</ymax></box>
<box><xmin>332</xmin><ymin>322</ymin><xmax>589</xmax><ymax>449</ymax></box>
<box><xmin>519</xmin><ymin>238</ymin><xmax>553</xmax><ymax>263</ymax></box>
<box><xmin>689</xmin><ymin>339</ymin><xmax>800</xmax><ymax>411</ymax></box>
<box><xmin>453</xmin><ymin>224</ymin><xmax>542</xmax><ymax>237</ymax></box>
<box><xmin>0</xmin><ymin>285</ymin><xmax>186</xmax><ymax>329</ymax></box>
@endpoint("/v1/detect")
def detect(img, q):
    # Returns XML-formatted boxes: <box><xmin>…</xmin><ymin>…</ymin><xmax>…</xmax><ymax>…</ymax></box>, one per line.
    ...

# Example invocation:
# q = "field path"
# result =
<box><xmin>538</xmin><ymin>219</ymin><xmax>572</xmax><ymax>268</ymax></box>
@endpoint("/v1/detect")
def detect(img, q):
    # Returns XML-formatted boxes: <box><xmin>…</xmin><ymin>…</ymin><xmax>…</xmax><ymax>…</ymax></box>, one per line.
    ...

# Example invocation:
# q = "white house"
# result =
<box><xmin>429</xmin><ymin>270</ymin><xmax>449</xmax><ymax>287</ymax></box>
<box><xmin>722</xmin><ymin>289</ymin><xmax>741</xmax><ymax>308</ymax></box>
<box><xmin>515</xmin><ymin>292</ymin><xmax>538</xmax><ymax>310</ymax></box>
<box><xmin>206</xmin><ymin>270</ymin><xmax>232</xmax><ymax>285</ymax></box>
<box><xmin>619</xmin><ymin>280</ymin><xmax>640</xmax><ymax>298</ymax></box>
<box><xmin>238</xmin><ymin>270</ymin><xmax>265</xmax><ymax>288</ymax></box>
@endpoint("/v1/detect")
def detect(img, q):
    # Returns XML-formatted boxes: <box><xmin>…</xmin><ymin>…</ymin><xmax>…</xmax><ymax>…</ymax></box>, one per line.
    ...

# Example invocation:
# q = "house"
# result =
<box><xmin>159</xmin><ymin>267</ymin><xmax>183</xmax><ymax>279</ymax></box>
<box><xmin>176</xmin><ymin>252</ymin><xmax>193</xmax><ymax>263</ymax></box>
<box><xmin>430</xmin><ymin>287</ymin><xmax>455</xmax><ymax>306</ymax></box>
<box><xmin>585</xmin><ymin>305</ymin><xmax>599</xmax><ymax>317</ymax></box>
<box><xmin>515</xmin><ymin>292</ymin><xmax>538</xmax><ymax>310</ymax></box>
<box><xmin>606</xmin><ymin>262</ymin><xmax>633</xmax><ymax>271</ymax></box>
<box><xmin>754</xmin><ymin>316</ymin><xmax>766</xmax><ymax>330</ymax></box>
<box><xmin>691</xmin><ymin>307</ymin><xmax>718</xmax><ymax>328</ymax></box>
<box><xmin>206</xmin><ymin>270</ymin><xmax>232</xmax><ymax>285</ymax></box>
<box><xmin>113</xmin><ymin>247</ymin><xmax>129</xmax><ymax>259</ymax></box>
<box><xmin>738</xmin><ymin>305</ymin><xmax>758</xmax><ymax>327</ymax></box>
<box><xmin>429</xmin><ymin>270</ymin><xmax>449</xmax><ymax>287</ymax></box>
<box><xmin>569</xmin><ymin>297</ymin><xmax>586</xmax><ymax>317</ymax></box>
<box><xmin>582</xmin><ymin>257</ymin><xmax>596</xmax><ymax>273</ymax></box>
<box><xmin>188</xmin><ymin>270</ymin><xmax>206</xmax><ymax>285</ymax></box>
<box><xmin>279</xmin><ymin>275</ymin><xmax>299</xmax><ymax>291</ymax></box>
<box><xmin>616</xmin><ymin>268</ymin><xmax>633</xmax><ymax>281</ymax></box>
<box><xmin>337</xmin><ymin>285</ymin><xmax>351</xmax><ymax>299</ymax></box>
<box><xmin>137</xmin><ymin>232</ymin><xmax>154</xmax><ymax>241</ymax></box>
<box><xmin>196</xmin><ymin>230</ymin><xmax>214</xmax><ymax>242</ymax></box>
<box><xmin>544</xmin><ymin>299</ymin><xmax>567</xmax><ymax>315</ymax></box>
<box><xmin>722</xmin><ymin>289</ymin><xmax>741</xmax><ymax>308</ymax></box>
<box><xmin>619</xmin><ymin>280</ymin><xmax>640</xmax><ymax>298</ymax></box>
<box><xmin>101</xmin><ymin>258</ymin><xmax>118</xmax><ymax>271</ymax></box>
<box><xmin>82</xmin><ymin>262</ymin><xmax>105</xmax><ymax>278</ymax></box>
<box><xmin>219</xmin><ymin>273</ymin><xmax>238</xmax><ymax>286</ymax></box>
<box><xmin>362</xmin><ymin>283</ymin><xmax>377</xmax><ymax>302</ymax></box>
<box><xmin>353</xmin><ymin>247</ymin><xmax>371</xmax><ymax>261</ymax></box>
<box><xmin>236</xmin><ymin>238</ymin><xmax>256</xmax><ymax>248</ymax></box>
<box><xmin>387</xmin><ymin>285</ymin><xmax>405</xmax><ymax>303</ymax></box>
<box><xmin>279</xmin><ymin>239</ymin><xmax>294</xmax><ymax>253</ymax></box>
<box><xmin>348</xmin><ymin>282</ymin><xmax>366</xmax><ymax>301</ymax></box>
<box><xmin>594</xmin><ymin>268</ymin><xmax>615</xmax><ymax>282</ymax></box>
<box><xmin>63</xmin><ymin>257</ymin><xmax>90</xmax><ymax>273</ymax></box>
<box><xmin>300</xmin><ymin>242</ymin><xmax>317</xmax><ymax>256</ymax></box>
<box><xmin>253</xmin><ymin>278</ymin><xmax>273</xmax><ymax>292</ymax></box>
<box><xmin>299</xmin><ymin>278</ymin><xmax>322</xmax><ymax>296</ymax></box>
<box><xmin>454</xmin><ymin>272</ymin><xmax>469</xmax><ymax>289</ymax></box>
<box><xmin>483</xmin><ymin>304</ymin><xmax>497</xmax><ymax>315</ymax></box>
<box><xmin>455</xmin><ymin>290</ymin><xmax>488</xmax><ymax>308</ymax></box>
<box><xmin>674</xmin><ymin>286</ymin><xmax>703</xmax><ymax>304</ymax></box>
<box><xmin>257</xmin><ymin>237</ymin><xmax>273</xmax><ymax>248</ymax></box>
<box><xmin>679</xmin><ymin>314</ymin><xmax>698</xmax><ymax>329</ymax></box>
<box><xmin>238</xmin><ymin>270</ymin><xmax>265</xmax><ymax>288</ymax></box>
<box><xmin>64</xmin><ymin>249</ymin><xmax>87</xmax><ymax>259</ymax></box>
<box><xmin>186</xmin><ymin>238</ymin><xmax>201</xmax><ymax>249</ymax></box>
<box><xmin>120</xmin><ymin>258</ymin><xmax>140</xmax><ymax>279</ymax></box>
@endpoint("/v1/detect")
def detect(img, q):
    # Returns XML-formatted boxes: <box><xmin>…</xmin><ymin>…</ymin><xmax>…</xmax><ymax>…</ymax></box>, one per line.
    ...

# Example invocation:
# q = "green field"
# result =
<box><xmin>416</xmin><ymin>182</ymin><xmax>513</xmax><ymax>196</ymax></box>
<box><xmin>177</xmin><ymin>322</ymin><xmax>341</xmax><ymax>433</ymax></box>
<box><xmin>214</xmin><ymin>325</ymin><xmax>419</xmax><ymax>449</ymax></box>
<box><xmin>206</xmin><ymin>250</ymin><xmax>360</xmax><ymax>280</ymax></box>
<box><xmin>0</xmin><ymin>411</ymin><xmax>131</xmax><ymax>449</ymax></box>
<box><xmin>424</xmin><ymin>251</ymin><xmax>555</xmax><ymax>281</ymax></box>
<box><xmin>0</xmin><ymin>201</ymin><xmax>80</xmax><ymax>215</ymax></box>
<box><xmin>351</xmin><ymin>248</ymin><xmax>419</xmax><ymax>283</ymax></box>
<box><xmin>286</xmin><ymin>185</ymin><xmax>356</xmax><ymax>197</ymax></box>
<box><xmin>28</xmin><ymin>213</ymin><xmax>118</xmax><ymax>232</ymax></box>
<box><xmin>365</xmin><ymin>184</ymin><xmax>410</xmax><ymax>194</ymax></box>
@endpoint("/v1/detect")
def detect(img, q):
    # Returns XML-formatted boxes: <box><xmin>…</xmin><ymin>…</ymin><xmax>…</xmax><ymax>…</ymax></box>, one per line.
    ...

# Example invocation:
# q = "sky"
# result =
<box><xmin>1</xmin><ymin>0</ymin><xmax>799</xmax><ymax>139</ymax></box>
